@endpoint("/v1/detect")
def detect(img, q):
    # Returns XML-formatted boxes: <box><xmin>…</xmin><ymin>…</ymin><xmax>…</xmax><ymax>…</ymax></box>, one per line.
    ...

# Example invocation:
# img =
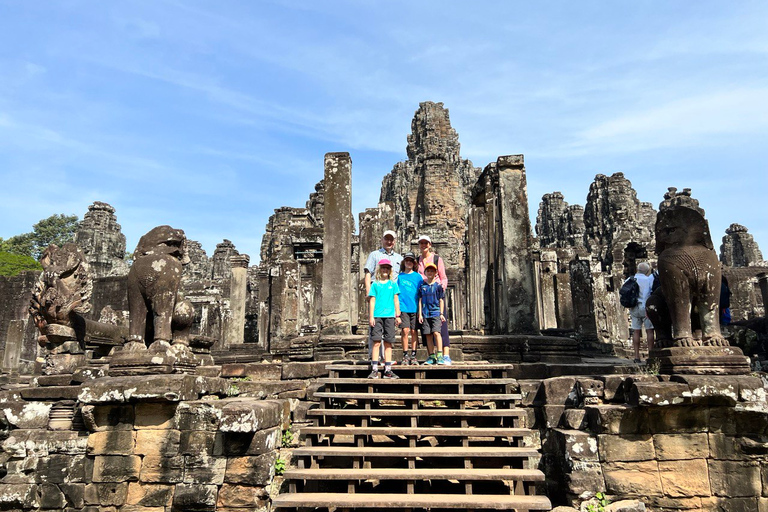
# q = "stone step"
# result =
<box><xmin>293</xmin><ymin>446</ymin><xmax>539</xmax><ymax>458</ymax></box>
<box><xmin>302</xmin><ymin>426</ymin><xmax>532</xmax><ymax>438</ymax></box>
<box><xmin>284</xmin><ymin>467</ymin><xmax>545</xmax><ymax>481</ymax></box>
<box><xmin>315</xmin><ymin>392</ymin><xmax>522</xmax><ymax>401</ymax></box>
<box><xmin>272</xmin><ymin>492</ymin><xmax>551</xmax><ymax>510</ymax></box>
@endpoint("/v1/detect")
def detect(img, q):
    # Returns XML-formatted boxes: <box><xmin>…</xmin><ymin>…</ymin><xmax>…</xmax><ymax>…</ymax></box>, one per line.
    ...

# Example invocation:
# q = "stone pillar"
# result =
<box><xmin>225</xmin><ymin>254</ymin><xmax>250</xmax><ymax>346</ymax></box>
<box><xmin>320</xmin><ymin>152</ymin><xmax>353</xmax><ymax>335</ymax></box>
<box><xmin>497</xmin><ymin>155</ymin><xmax>539</xmax><ymax>334</ymax></box>
<box><xmin>759</xmin><ymin>273</ymin><xmax>768</xmax><ymax>317</ymax></box>
<box><xmin>570</xmin><ymin>259</ymin><xmax>598</xmax><ymax>341</ymax></box>
<box><xmin>555</xmin><ymin>273</ymin><xmax>575</xmax><ymax>330</ymax></box>
<box><xmin>538</xmin><ymin>250</ymin><xmax>558</xmax><ymax>330</ymax></box>
<box><xmin>2</xmin><ymin>320</ymin><xmax>25</xmax><ymax>381</ymax></box>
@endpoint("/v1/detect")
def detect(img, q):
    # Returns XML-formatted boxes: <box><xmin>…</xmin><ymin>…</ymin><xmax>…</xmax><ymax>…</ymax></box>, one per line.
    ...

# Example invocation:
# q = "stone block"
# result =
<box><xmin>518</xmin><ymin>380</ymin><xmax>543</xmax><ymax>406</ymax></box>
<box><xmin>33</xmin><ymin>430</ymin><xmax>87</xmax><ymax>455</ymax></box>
<box><xmin>84</xmin><ymin>482</ymin><xmax>129</xmax><ymax>506</ymax></box>
<box><xmin>603</xmin><ymin>461</ymin><xmax>662</xmax><ymax>496</ymax></box>
<box><xmin>93</xmin><ymin>455</ymin><xmax>142</xmax><ymax>483</ymax></box>
<box><xmin>222</xmin><ymin>363</ymin><xmax>282</xmax><ymax>380</ymax></box>
<box><xmin>702</xmin><ymin>497</ymin><xmax>760</xmax><ymax>512</ymax></box>
<box><xmin>0</xmin><ymin>401</ymin><xmax>52</xmax><ymax>429</ymax></box>
<box><xmin>20</xmin><ymin>385</ymin><xmax>81</xmax><ymax>401</ymax></box>
<box><xmin>541</xmin><ymin>405</ymin><xmax>565</xmax><ymax>428</ymax></box>
<box><xmin>225</xmin><ymin>452</ymin><xmax>276</xmax><ymax>485</ymax></box>
<box><xmin>647</xmin><ymin>405</ymin><xmax>709</xmax><ymax>433</ymax></box>
<box><xmin>710</xmin><ymin>460</ymin><xmax>761</xmax><ymax>497</ymax></box>
<box><xmin>628</xmin><ymin>382</ymin><xmax>689</xmax><ymax>406</ymax></box>
<box><xmin>585</xmin><ymin>405</ymin><xmax>648</xmax><ymax>435</ymax></box>
<box><xmin>39</xmin><ymin>482</ymin><xmax>66</xmax><ymax>509</ymax></box>
<box><xmin>87</xmin><ymin>431</ymin><xmax>135</xmax><ymax>455</ymax></box>
<box><xmin>658</xmin><ymin>459</ymin><xmax>710</xmax><ymax>497</ymax></box>
<box><xmin>542</xmin><ymin>376</ymin><xmax>577</xmax><ymax>405</ymax></box>
<box><xmin>710</xmin><ymin>407</ymin><xmax>768</xmax><ymax>435</ymax></box>
<box><xmin>600</xmin><ymin>375</ymin><xmax>626</xmax><ymax>402</ymax></box>
<box><xmin>562</xmin><ymin>409</ymin><xmax>587</xmax><ymax>430</ymax></box>
<box><xmin>180</xmin><ymin>430</ymin><xmax>224</xmax><ymax>456</ymax></box>
<box><xmin>2</xmin><ymin>431</ymin><xmax>29</xmax><ymax>458</ymax></box>
<box><xmin>306</xmin><ymin>381</ymin><xmax>324</xmax><ymax>401</ymax></box>
<box><xmin>646</xmin><ymin>496</ymin><xmax>703</xmax><ymax>510</ymax></box>
<box><xmin>60</xmin><ymin>482</ymin><xmax>85</xmax><ymax>508</ymax></box>
<box><xmin>737</xmin><ymin>376</ymin><xmax>768</xmax><ymax>404</ymax></box>
<box><xmin>184</xmin><ymin>454</ymin><xmax>227</xmax><ymax>484</ymax></box>
<box><xmin>78</xmin><ymin>375</ymin><xmax>200</xmax><ymax>404</ymax></box>
<box><xmin>81</xmin><ymin>404</ymin><xmax>135</xmax><ymax>431</ymax></box>
<box><xmin>671</xmin><ymin>375</ymin><xmax>739</xmax><ymax>406</ymax></box>
<box><xmin>140</xmin><ymin>456</ymin><xmax>183</xmax><ymax>483</ymax></box>
<box><xmin>220</xmin><ymin>399</ymin><xmax>282</xmax><ymax>433</ymax></box>
<box><xmin>565</xmin><ymin>461</ymin><xmax>604</xmax><ymax>495</ymax></box>
<box><xmin>38</xmin><ymin>454</ymin><xmax>90</xmax><ymax>483</ymax></box>
<box><xmin>134</xmin><ymin>429</ymin><xmax>181</xmax><ymax>456</ymax></box>
<box><xmin>598</xmin><ymin>434</ymin><xmax>655</xmax><ymax>462</ymax></box>
<box><xmin>126</xmin><ymin>482</ymin><xmax>174</xmax><ymax>507</ymax></box>
<box><xmin>217</xmin><ymin>483</ymin><xmax>268</xmax><ymax>508</ymax></box>
<box><xmin>653</xmin><ymin>433</ymin><xmax>708</xmax><ymax>460</ymax></box>
<box><xmin>235</xmin><ymin>380</ymin><xmax>307</xmax><ymax>398</ymax></box>
<box><xmin>0</xmin><ymin>484</ymin><xmax>39</xmax><ymax>509</ymax></box>
<box><xmin>173</xmin><ymin>483</ymin><xmax>218</xmax><ymax>510</ymax></box>
<box><xmin>175</xmin><ymin>400</ymin><xmax>227</xmax><ymax>431</ymax></box>
<box><xmin>194</xmin><ymin>376</ymin><xmax>230</xmax><ymax>397</ymax></box>
<box><xmin>553</xmin><ymin>429</ymin><xmax>598</xmax><ymax>461</ymax></box>
<box><xmin>709</xmin><ymin>433</ymin><xmax>748</xmax><ymax>460</ymax></box>
<box><xmin>195</xmin><ymin>365</ymin><xmax>222</xmax><ymax>377</ymax></box>
<box><xmin>223</xmin><ymin>427</ymin><xmax>281</xmax><ymax>456</ymax></box>
<box><xmin>281</xmin><ymin>361</ymin><xmax>331</xmax><ymax>379</ymax></box>
<box><xmin>134</xmin><ymin>403</ymin><xmax>178</xmax><ymax>429</ymax></box>
<box><xmin>576</xmin><ymin>378</ymin><xmax>604</xmax><ymax>399</ymax></box>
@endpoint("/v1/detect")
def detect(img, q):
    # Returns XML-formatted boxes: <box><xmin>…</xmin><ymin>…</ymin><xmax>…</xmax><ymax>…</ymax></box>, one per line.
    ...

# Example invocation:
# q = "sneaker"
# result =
<box><xmin>409</xmin><ymin>355</ymin><xmax>419</xmax><ymax>365</ymax></box>
<box><xmin>424</xmin><ymin>355</ymin><xmax>437</xmax><ymax>365</ymax></box>
<box><xmin>437</xmin><ymin>355</ymin><xmax>445</xmax><ymax>365</ymax></box>
<box><xmin>401</xmin><ymin>353</ymin><xmax>412</xmax><ymax>366</ymax></box>
<box><xmin>367</xmin><ymin>369</ymin><xmax>380</xmax><ymax>379</ymax></box>
<box><xmin>383</xmin><ymin>369</ymin><xmax>400</xmax><ymax>379</ymax></box>
<box><xmin>442</xmin><ymin>355</ymin><xmax>452</xmax><ymax>366</ymax></box>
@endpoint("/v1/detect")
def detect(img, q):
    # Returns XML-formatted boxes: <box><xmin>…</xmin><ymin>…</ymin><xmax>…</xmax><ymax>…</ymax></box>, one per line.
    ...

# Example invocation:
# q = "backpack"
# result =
<box><xmin>619</xmin><ymin>276</ymin><xmax>640</xmax><ymax>308</ymax></box>
<box><xmin>651</xmin><ymin>270</ymin><xmax>661</xmax><ymax>293</ymax></box>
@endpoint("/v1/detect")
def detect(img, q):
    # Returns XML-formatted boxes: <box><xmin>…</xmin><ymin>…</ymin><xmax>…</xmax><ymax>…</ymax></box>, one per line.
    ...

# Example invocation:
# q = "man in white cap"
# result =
<box><xmin>364</xmin><ymin>230</ymin><xmax>403</xmax><ymax>359</ymax></box>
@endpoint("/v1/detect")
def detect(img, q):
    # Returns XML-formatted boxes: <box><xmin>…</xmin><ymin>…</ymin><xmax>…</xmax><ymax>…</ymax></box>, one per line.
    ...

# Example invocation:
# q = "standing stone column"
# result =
<box><xmin>2</xmin><ymin>320</ymin><xmax>25</xmax><ymax>382</ymax></box>
<box><xmin>320</xmin><ymin>152</ymin><xmax>353</xmax><ymax>335</ymax></box>
<box><xmin>537</xmin><ymin>250</ymin><xmax>558</xmax><ymax>330</ymax></box>
<box><xmin>226</xmin><ymin>254</ymin><xmax>250</xmax><ymax>346</ymax></box>
<box><xmin>759</xmin><ymin>273</ymin><xmax>768</xmax><ymax>317</ymax></box>
<box><xmin>497</xmin><ymin>155</ymin><xmax>539</xmax><ymax>334</ymax></box>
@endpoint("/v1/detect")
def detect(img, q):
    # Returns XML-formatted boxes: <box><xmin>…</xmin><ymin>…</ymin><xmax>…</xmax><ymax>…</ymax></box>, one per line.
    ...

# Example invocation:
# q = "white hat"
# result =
<box><xmin>383</xmin><ymin>230</ymin><xmax>397</xmax><ymax>239</ymax></box>
<box><xmin>417</xmin><ymin>234</ymin><xmax>431</xmax><ymax>243</ymax></box>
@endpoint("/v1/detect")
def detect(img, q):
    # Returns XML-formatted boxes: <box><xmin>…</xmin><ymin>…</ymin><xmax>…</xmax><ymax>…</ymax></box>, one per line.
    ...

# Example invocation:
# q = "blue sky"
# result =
<box><xmin>1</xmin><ymin>1</ymin><xmax>766</xmax><ymax>262</ymax></box>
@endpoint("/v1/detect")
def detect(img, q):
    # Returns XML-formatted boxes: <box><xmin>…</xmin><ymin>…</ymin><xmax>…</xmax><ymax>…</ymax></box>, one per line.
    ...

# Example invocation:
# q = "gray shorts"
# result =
<box><xmin>400</xmin><ymin>312</ymin><xmax>417</xmax><ymax>330</ymax></box>
<box><xmin>630</xmin><ymin>304</ymin><xmax>653</xmax><ymax>330</ymax></box>
<box><xmin>422</xmin><ymin>316</ymin><xmax>441</xmax><ymax>335</ymax></box>
<box><xmin>371</xmin><ymin>317</ymin><xmax>396</xmax><ymax>343</ymax></box>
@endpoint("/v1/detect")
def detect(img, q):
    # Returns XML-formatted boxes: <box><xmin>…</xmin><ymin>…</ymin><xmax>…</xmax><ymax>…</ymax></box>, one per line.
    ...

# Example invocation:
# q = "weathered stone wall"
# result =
<box><xmin>74</xmin><ymin>201</ymin><xmax>130</xmax><ymax>279</ymax></box>
<box><xmin>0</xmin><ymin>271</ymin><xmax>39</xmax><ymax>360</ymax></box>
<box><xmin>0</xmin><ymin>362</ymin><xmax>332</xmax><ymax>511</ymax></box>
<box><xmin>530</xmin><ymin>374</ymin><xmax>768</xmax><ymax>510</ymax></box>
<box><xmin>721</xmin><ymin>223</ymin><xmax>764</xmax><ymax>268</ymax></box>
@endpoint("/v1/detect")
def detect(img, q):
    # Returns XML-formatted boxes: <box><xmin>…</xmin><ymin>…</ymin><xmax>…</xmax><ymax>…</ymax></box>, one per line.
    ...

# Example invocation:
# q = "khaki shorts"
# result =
<box><xmin>630</xmin><ymin>304</ymin><xmax>653</xmax><ymax>330</ymax></box>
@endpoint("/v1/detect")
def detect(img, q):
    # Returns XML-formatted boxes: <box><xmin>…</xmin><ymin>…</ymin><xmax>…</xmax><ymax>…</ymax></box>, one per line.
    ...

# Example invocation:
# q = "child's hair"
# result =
<box><xmin>375</xmin><ymin>264</ymin><xmax>394</xmax><ymax>282</ymax></box>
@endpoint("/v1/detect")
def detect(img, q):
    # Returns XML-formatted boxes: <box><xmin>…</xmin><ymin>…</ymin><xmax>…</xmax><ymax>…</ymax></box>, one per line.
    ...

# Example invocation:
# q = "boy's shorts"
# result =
<box><xmin>371</xmin><ymin>317</ymin><xmax>396</xmax><ymax>343</ymax></box>
<box><xmin>400</xmin><ymin>312</ymin><xmax>417</xmax><ymax>330</ymax></box>
<box><xmin>421</xmin><ymin>316</ymin><xmax>441</xmax><ymax>335</ymax></box>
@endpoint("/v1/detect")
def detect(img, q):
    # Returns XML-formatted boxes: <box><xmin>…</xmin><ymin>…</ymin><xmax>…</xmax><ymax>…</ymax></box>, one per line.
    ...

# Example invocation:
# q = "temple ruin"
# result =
<box><xmin>0</xmin><ymin>101</ymin><xmax>766</xmax><ymax>511</ymax></box>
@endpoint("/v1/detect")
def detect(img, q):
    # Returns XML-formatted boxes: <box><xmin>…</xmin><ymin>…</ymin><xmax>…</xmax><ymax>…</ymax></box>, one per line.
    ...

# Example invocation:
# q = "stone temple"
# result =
<box><xmin>0</xmin><ymin>101</ymin><xmax>767</xmax><ymax>511</ymax></box>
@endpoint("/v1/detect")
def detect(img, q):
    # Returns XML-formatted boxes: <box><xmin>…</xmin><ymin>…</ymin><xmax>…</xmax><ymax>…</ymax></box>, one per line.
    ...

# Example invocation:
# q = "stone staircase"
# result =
<box><xmin>273</xmin><ymin>363</ymin><xmax>552</xmax><ymax>512</ymax></box>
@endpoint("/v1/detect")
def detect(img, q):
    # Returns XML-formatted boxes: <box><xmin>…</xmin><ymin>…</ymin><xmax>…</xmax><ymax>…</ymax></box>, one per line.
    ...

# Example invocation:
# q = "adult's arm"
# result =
<box><xmin>364</xmin><ymin>251</ymin><xmax>377</xmax><ymax>294</ymax></box>
<box><xmin>437</xmin><ymin>256</ymin><xmax>448</xmax><ymax>291</ymax></box>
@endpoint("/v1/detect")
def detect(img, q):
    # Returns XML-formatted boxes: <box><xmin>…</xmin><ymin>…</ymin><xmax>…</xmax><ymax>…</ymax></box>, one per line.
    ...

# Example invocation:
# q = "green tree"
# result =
<box><xmin>0</xmin><ymin>214</ymin><xmax>80</xmax><ymax>260</ymax></box>
<box><xmin>0</xmin><ymin>251</ymin><xmax>42</xmax><ymax>276</ymax></box>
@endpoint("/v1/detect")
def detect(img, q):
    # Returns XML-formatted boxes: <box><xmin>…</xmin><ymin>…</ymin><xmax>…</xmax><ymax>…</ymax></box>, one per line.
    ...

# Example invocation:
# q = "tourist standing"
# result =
<box><xmin>417</xmin><ymin>235</ymin><xmax>451</xmax><ymax>364</ymax></box>
<box><xmin>368</xmin><ymin>259</ymin><xmax>401</xmax><ymax>379</ymax></box>
<box><xmin>364</xmin><ymin>230</ymin><xmax>403</xmax><ymax>360</ymax></box>
<box><xmin>628</xmin><ymin>261</ymin><xmax>655</xmax><ymax>363</ymax></box>
<box><xmin>398</xmin><ymin>252</ymin><xmax>422</xmax><ymax>365</ymax></box>
<box><xmin>419</xmin><ymin>263</ymin><xmax>446</xmax><ymax>365</ymax></box>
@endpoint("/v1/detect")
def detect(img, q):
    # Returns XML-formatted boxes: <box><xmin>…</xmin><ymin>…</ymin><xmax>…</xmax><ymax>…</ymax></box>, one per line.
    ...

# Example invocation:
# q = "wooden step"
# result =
<box><xmin>272</xmin><ymin>492</ymin><xmax>551</xmax><ymax>510</ymax></box>
<box><xmin>317</xmin><ymin>377</ymin><xmax>519</xmax><ymax>385</ymax></box>
<box><xmin>309</xmin><ymin>408</ymin><xmax>526</xmax><ymax>417</ymax></box>
<box><xmin>284</xmin><ymin>468</ymin><xmax>545</xmax><ymax>481</ymax></box>
<box><xmin>315</xmin><ymin>392</ymin><xmax>522</xmax><ymax>401</ymax></box>
<box><xmin>303</xmin><ymin>426</ymin><xmax>532</xmax><ymax>438</ymax></box>
<box><xmin>294</xmin><ymin>446</ymin><xmax>539</xmax><ymax>458</ymax></box>
<box><xmin>325</xmin><ymin>364</ymin><xmax>515</xmax><ymax>371</ymax></box>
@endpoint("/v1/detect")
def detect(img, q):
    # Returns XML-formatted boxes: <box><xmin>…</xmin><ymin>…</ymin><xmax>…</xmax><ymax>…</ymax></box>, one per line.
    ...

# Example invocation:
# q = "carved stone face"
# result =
<box><xmin>655</xmin><ymin>207</ymin><xmax>713</xmax><ymax>254</ymax></box>
<box><xmin>134</xmin><ymin>225</ymin><xmax>190</xmax><ymax>265</ymax></box>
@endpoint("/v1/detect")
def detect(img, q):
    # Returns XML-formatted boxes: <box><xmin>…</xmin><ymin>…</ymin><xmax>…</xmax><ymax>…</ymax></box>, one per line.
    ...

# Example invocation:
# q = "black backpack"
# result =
<box><xmin>619</xmin><ymin>276</ymin><xmax>640</xmax><ymax>308</ymax></box>
<box><xmin>651</xmin><ymin>270</ymin><xmax>661</xmax><ymax>293</ymax></box>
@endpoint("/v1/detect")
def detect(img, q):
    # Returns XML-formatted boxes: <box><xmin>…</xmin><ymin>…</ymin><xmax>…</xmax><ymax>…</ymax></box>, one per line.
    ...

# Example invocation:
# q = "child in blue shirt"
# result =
<box><xmin>418</xmin><ymin>263</ymin><xmax>446</xmax><ymax>365</ymax></box>
<box><xmin>368</xmin><ymin>259</ymin><xmax>401</xmax><ymax>379</ymax></box>
<box><xmin>398</xmin><ymin>252</ymin><xmax>423</xmax><ymax>365</ymax></box>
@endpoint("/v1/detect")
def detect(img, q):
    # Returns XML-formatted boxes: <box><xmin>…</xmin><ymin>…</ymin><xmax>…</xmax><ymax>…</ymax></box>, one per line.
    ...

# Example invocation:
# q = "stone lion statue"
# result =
<box><xmin>127</xmin><ymin>225</ymin><xmax>194</xmax><ymax>347</ymax></box>
<box><xmin>646</xmin><ymin>188</ymin><xmax>727</xmax><ymax>348</ymax></box>
<box><xmin>29</xmin><ymin>243</ymin><xmax>93</xmax><ymax>346</ymax></box>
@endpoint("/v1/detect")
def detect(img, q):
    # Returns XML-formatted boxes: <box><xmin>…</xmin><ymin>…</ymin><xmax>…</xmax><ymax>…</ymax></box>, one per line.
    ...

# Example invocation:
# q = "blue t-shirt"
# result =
<box><xmin>418</xmin><ymin>280</ymin><xmax>444</xmax><ymax>318</ymax></box>
<box><xmin>369</xmin><ymin>280</ymin><xmax>400</xmax><ymax>318</ymax></box>
<box><xmin>397</xmin><ymin>271</ymin><xmax>422</xmax><ymax>313</ymax></box>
